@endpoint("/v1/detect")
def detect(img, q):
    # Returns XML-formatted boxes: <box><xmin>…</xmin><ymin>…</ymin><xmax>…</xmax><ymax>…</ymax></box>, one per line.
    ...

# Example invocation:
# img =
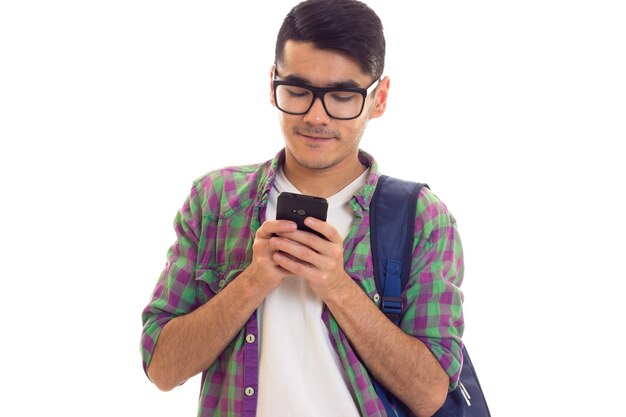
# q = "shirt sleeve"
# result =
<box><xmin>140</xmin><ymin>182</ymin><xmax>204</xmax><ymax>377</ymax></box>
<box><xmin>401</xmin><ymin>187</ymin><xmax>465</xmax><ymax>390</ymax></box>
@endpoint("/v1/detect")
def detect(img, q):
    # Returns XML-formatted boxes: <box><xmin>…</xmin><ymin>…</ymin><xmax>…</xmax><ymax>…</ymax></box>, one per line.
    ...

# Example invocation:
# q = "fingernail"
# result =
<box><xmin>305</xmin><ymin>218</ymin><xmax>315</xmax><ymax>226</ymax></box>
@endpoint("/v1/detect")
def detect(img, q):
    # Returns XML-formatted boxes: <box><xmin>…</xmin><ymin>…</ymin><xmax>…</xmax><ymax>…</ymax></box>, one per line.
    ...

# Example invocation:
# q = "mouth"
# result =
<box><xmin>297</xmin><ymin>130</ymin><xmax>336</xmax><ymax>142</ymax></box>
<box><xmin>300</xmin><ymin>134</ymin><xmax>333</xmax><ymax>141</ymax></box>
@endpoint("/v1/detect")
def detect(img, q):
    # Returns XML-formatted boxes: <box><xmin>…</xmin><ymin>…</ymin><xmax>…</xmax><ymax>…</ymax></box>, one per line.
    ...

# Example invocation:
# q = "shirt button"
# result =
<box><xmin>246</xmin><ymin>334</ymin><xmax>256</xmax><ymax>344</ymax></box>
<box><xmin>218</xmin><ymin>279</ymin><xmax>226</xmax><ymax>288</ymax></box>
<box><xmin>245</xmin><ymin>387</ymin><xmax>255</xmax><ymax>397</ymax></box>
<box><xmin>373</xmin><ymin>293</ymin><xmax>380</xmax><ymax>303</ymax></box>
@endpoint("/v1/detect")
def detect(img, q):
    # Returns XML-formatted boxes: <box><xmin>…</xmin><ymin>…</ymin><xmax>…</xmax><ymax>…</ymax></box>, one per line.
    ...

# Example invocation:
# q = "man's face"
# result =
<box><xmin>271</xmin><ymin>41</ymin><xmax>389</xmax><ymax>172</ymax></box>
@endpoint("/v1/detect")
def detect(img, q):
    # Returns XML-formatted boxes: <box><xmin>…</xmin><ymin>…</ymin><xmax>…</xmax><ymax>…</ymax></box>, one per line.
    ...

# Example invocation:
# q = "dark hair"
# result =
<box><xmin>275</xmin><ymin>0</ymin><xmax>386</xmax><ymax>80</ymax></box>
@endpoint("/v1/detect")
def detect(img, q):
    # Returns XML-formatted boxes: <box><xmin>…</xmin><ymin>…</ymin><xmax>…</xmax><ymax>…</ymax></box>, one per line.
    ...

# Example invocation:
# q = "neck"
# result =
<box><xmin>282</xmin><ymin>152</ymin><xmax>367</xmax><ymax>198</ymax></box>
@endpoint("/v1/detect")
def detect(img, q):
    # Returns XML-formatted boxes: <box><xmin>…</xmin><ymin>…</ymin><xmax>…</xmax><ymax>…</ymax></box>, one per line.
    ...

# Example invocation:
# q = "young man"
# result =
<box><xmin>141</xmin><ymin>1</ymin><xmax>464</xmax><ymax>416</ymax></box>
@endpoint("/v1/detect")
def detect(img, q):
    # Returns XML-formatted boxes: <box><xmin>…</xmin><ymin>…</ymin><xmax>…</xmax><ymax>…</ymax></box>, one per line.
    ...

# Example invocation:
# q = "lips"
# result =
<box><xmin>301</xmin><ymin>133</ymin><xmax>333</xmax><ymax>140</ymax></box>
<box><xmin>296</xmin><ymin>129</ymin><xmax>336</xmax><ymax>141</ymax></box>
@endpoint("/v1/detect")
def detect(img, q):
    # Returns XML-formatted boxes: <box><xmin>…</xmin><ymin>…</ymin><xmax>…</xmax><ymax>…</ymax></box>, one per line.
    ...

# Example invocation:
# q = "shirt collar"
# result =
<box><xmin>255</xmin><ymin>148</ymin><xmax>380</xmax><ymax>211</ymax></box>
<box><xmin>254</xmin><ymin>149</ymin><xmax>285</xmax><ymax>207</ymax></box>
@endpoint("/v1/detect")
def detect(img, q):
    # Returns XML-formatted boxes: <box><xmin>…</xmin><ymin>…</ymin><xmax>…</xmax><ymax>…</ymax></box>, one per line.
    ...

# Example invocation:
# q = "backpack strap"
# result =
<box><xmin>369</xmin><ymin>175</ymin><xmax>426</xmax><ymax>417</ymax></box>
<box><xmin>370</xmin><ymin>175</ymin><xmax>427</xmax><ymax>325</ymax></box>
<box><xmin>370</xmin><ymin>175</ymin><xmax>492</xmax><ymax>417</ymax></box>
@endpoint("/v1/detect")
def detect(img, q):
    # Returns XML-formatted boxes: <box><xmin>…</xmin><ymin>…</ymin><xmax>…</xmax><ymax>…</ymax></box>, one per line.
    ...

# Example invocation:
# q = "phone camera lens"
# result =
<box><xmin>296</xmin><ymin>209</ymin><xmax>306</xmax><ymax>216</ymax></box>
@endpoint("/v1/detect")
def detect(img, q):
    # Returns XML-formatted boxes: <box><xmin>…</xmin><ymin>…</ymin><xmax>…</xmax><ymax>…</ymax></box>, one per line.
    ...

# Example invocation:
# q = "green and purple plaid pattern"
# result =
<box><xmin>141</xmin><ymin>149</ymin><xmax>464</xmax><ymax>417</ymax></box>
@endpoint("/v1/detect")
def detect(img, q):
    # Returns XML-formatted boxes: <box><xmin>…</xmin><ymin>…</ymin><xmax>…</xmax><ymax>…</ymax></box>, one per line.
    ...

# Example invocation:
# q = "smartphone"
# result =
<box><xmin>276</xmin><ymin>192</ymin><xmax>328</xmax><ymax>238</ymax></box>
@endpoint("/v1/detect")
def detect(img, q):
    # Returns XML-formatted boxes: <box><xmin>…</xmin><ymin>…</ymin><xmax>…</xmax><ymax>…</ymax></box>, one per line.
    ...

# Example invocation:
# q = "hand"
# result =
<box><xmin>269</xmin><ymin>217</ymin><xmax>351</xmax><ymax>299</ymax></box>
<box><xmin>244</xmin><ymin>219</ymin><xmax>297</xmax><ymax>292</ymax></box>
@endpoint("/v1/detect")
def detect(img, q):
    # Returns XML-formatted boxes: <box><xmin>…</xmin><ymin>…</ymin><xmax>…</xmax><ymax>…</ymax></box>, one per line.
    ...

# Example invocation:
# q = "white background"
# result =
<box><xmin>1</xmin><ymin>1</ymin><xmax>624</xmax><ymax>416</ymax></box>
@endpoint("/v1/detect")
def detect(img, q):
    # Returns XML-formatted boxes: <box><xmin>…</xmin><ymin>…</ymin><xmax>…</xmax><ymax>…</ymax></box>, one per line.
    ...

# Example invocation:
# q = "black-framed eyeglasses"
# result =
<box><xmin>272</xmin><ymin>71</ymin><xmax>380</xmax><ymax>120</ymax></box>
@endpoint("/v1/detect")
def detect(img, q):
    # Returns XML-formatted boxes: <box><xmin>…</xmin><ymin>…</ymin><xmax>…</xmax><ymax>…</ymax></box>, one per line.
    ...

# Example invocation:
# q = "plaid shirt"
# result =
<box><xmin>141</xmin><ymin>149</ymin><xmax>464</xmax><ymax>417</ymax></box>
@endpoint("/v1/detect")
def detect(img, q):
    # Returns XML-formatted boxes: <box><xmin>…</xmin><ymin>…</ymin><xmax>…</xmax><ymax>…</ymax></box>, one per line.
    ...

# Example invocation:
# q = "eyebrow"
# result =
<box><xmin>279</xmin><ymin>73</ymin><xmax>363</xmax><ymax>89</ymax></box>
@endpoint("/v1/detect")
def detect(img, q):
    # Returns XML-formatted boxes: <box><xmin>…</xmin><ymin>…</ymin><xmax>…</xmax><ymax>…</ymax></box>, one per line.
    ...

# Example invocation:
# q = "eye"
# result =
<box><xmin>285</xmin><ymin>87</ymin><xmax>310</xmax><ymax>98</ymax></box>
<box><xmin>329</xmin><ymin>92</ymin><xmax>358</xmax><ymax>103</ymax></box>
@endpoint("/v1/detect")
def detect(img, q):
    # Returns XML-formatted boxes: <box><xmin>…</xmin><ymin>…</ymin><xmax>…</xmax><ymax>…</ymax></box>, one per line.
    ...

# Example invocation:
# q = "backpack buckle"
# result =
<box><xmin>381</xmin><ymin>296</ymin><xmax>403</xmax><ymax>324</ymax></box>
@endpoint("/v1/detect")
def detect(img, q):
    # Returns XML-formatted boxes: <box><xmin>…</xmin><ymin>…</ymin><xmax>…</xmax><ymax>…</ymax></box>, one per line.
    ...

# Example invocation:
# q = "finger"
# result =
<box><xmin>275</xmin><ymin>227</ymin><xmax>335</xmax><ymax>256</ymax></box>
<box><xmin>256</xmin><ymin>219</ymin><xmax>297</xmax><ymax>239</ymax></box>
<box><xmin>304</xmin><ymin>217</ymin><xmax>342</xmax><ymax>244</ymax></box>
<box><xmin>275</xmin><ymin>229</ymin><xmax>320</xmax><ymax>251</ymax></box>
<box><xmin>273</xmin><ymin>251</ymin><xmax>315</xmax><ymax>278</ymax></box>
<box><xmin>270</xmin><ymin>235</ymin><xmax>322</xmax><ymax>266</ymax></box>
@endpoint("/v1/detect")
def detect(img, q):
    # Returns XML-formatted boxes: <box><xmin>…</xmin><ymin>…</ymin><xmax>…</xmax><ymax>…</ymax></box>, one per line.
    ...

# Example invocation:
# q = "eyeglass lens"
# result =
<box><xmin>275</xmin><ymin>85</ymin><xmax>364</xmax><ymax>119</ymax></box>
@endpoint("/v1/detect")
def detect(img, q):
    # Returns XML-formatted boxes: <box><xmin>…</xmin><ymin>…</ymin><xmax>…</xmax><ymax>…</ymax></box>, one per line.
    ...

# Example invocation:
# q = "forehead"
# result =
<box><xmin>278</xmin><ymin>40</ymin><xmax>371</xmax><ymax>87</ymax></box>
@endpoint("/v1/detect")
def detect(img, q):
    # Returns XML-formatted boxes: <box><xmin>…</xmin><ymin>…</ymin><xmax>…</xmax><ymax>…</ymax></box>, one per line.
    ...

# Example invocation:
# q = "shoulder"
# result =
<box><xmin>188</xmin><ymin>159</ymin><xmax>273</xmax><ymax>219</ymax></box>
<box><xmin>193</xmin><ymin>161</ymin><xmax>268</xmax><ymax>194</ymax></box>
<box><xmin>414</xmin><ymin>186</ymin><xmax>459</xmax><ymax>241</ymax></box>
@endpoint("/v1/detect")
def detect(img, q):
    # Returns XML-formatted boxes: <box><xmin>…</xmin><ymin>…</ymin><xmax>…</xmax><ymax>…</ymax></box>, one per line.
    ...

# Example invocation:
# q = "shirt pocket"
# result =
<box><xmin>194</xmin><ymin>265</ymin><xmax>247</xmax><ymax>304</ymax></box>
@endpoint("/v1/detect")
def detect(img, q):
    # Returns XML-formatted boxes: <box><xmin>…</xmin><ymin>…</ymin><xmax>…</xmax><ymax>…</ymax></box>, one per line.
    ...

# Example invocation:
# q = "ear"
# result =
<box><xmin>370</xmin><ymin>76</ymin><xmax>390</xmax><ymax>119</ymax></box>
<box><xmin>269</xmin><ymin>64</ymin><xmax>277</xmax><ymax>107</ymax></box>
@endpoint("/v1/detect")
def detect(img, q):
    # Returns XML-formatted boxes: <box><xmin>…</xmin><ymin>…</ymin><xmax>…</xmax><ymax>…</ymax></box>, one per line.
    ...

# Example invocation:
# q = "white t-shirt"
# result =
<box><xmin>256</xmin><ymin>167</ymin><xmax>369</xmax><ymax>417</ymax></box>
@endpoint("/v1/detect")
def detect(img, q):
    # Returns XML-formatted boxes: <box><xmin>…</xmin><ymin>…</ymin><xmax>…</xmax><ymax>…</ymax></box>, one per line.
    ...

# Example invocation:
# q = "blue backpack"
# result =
<box><xmin>370</xmin><ymin>175</ymin><xmax>491</xmax><ymax>417</ymax></box>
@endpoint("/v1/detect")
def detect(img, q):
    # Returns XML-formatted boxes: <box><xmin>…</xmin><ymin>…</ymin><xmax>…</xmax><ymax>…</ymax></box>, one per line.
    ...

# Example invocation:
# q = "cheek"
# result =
<box><xmin>278</xmin><ymin>114</ymin><xmax>297</xmax><ymax>136</ymax></box>
<box><xmin>342</xmin><ymin>120</ymin><xmax>367</xmax><ymax>140</ymax></box>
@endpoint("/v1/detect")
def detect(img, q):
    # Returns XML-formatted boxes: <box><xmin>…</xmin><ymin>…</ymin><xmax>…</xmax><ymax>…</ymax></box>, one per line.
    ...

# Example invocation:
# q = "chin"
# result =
<box><xmin>293</xmin><ymin>154</ymin><xmax>336</xmax><ymax>170</ymax></box>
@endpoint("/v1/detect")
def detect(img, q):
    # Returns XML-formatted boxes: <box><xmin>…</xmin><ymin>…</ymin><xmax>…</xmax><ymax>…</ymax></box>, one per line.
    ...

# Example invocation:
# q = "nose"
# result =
<box><xmin>303</xmin><ymin>96</ymin><xmax>331</xmax><ymax>125</ymax></box>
